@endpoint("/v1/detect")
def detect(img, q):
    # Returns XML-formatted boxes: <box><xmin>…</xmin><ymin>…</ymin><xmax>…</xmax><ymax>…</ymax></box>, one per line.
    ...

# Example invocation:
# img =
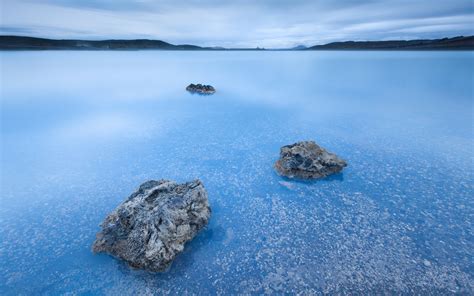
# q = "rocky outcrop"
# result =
<box><xmin>186</xmin><ymin>83</ymin><xmax>216</xmax><ymax>94</ymax></box>
<box><xmin>92</xmin><ymin>179</ymin><xmax>211</xmax><ymax>272</ymax></box>
<box><xmin>274</xmin><ymin>141</ymin><xmax>347</xmax><ymax>179</ymax></box>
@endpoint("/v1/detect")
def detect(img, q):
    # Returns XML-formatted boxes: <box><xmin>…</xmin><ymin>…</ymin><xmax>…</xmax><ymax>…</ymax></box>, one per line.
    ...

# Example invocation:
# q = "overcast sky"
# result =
<box><xmin>1</xmin><ymin>0</ymin><xmax>473</xmax><ymax>48</ymax></box>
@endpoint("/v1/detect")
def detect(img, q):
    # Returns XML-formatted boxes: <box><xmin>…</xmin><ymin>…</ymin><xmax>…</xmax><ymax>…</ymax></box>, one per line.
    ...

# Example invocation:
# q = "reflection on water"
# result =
<box><xmin>1</xmin><ymin>51</ymin><xmax>473</xmax><ymax>294</ymax></box>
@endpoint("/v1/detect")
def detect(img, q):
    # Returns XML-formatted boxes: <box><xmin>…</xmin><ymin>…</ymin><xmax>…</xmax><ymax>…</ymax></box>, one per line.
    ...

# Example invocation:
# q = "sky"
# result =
<box><xmin>1</xmin><ymin>0</ymin><xmax>473</xmax><ymax>48</ymax></box>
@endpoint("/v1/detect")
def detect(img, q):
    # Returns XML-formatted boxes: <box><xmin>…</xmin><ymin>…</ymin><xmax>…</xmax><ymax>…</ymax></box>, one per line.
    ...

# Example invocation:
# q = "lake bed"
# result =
<box><xmin>1</xmin><ymin>50</ymin><xmax>473</xmax><ymax>294</ymax></box>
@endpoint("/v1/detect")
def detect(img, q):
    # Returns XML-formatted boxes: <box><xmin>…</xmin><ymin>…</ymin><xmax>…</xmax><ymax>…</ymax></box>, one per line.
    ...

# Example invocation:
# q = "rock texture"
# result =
<box><xmin>274</xmin><ymin>141</ymin><xmax>347</xmax><ymax>179</ymax></box>
<box><xmin>92</xmin><ymin>179</ymin><xmax>211</xmax><ymax>272</ymax></box>
<box><xmin>186</xmin><ymin>83</ymin><xmax>216</xmax><ymax>94</ymax></box>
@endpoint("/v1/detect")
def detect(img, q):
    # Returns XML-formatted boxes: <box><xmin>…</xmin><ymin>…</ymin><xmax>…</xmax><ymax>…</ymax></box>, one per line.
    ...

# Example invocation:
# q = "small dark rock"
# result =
<box><xmin>274</xmin><ymin>141</ymin><xmax>347</xmax><ymax>179</ymax></box>
<box><xmin>92</xmin><ymin>179</ymin><xmax>211</xmax><ymax>272</ymax></box>
<box><xmin>186</xmin><ymin>83</ymin><xmax>216</xmax><ymax>95</ymax></box>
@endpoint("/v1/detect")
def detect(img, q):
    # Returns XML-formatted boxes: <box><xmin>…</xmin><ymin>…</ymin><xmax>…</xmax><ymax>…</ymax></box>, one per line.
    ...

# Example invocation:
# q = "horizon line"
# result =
<box><xmin>1</xmin><ymin>34</ymin><xmax>473</xmax><ymax>50</ymax></box>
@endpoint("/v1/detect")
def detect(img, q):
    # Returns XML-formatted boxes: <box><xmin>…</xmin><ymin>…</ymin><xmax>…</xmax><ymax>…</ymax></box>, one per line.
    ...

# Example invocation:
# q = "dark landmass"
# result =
<box><xmin>0</xmin><ymin>35</ymin><xmax>264</xmax><ymax>50</ymax></box>
<box><xmin>0</xmin><ymin>35</ymin><xmax>206</xmax><ymax>50</ymax></box>
<box><xmin>307</xmin><ymin>36</ymin><xmax>474</xmax><ymax>50</ymax></box>
<box><xmin>1</xmin><ymin>35</ymin><xmax>473</xmax><ymax>50</ymax></box>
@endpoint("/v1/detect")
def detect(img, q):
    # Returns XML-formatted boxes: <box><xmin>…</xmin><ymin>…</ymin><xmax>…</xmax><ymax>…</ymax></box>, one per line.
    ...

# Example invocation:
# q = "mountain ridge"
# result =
<box><xmin>0</xmin><ymin>35</ymin><xmax>206</xmax><ymax>50</ymax></box>
<box><xmin>306</xmin><ymin>36</ymin><xmax>474</xmax><ymax>50</ymax></box>
<box><xmin>1</xmin><ymin>35</ymin><xmax>473</xmax><ymax>50</ymax></box>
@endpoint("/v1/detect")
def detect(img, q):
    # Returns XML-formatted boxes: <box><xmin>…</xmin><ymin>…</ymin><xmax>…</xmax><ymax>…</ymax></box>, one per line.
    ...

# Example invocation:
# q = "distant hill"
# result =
<box><xmin>0</xmin><ymin>36</ymin><xmax>206</xmax><ymax>50</ymax></box>
<box><xmin>291</xmin><ymin>45</ymin><xmax>307</xmax><ymax>50</ymax></box>
<box><xmin>307</xmin><ymin>36</ymin><xmax>474</xmax><ymax>50</ymax></box>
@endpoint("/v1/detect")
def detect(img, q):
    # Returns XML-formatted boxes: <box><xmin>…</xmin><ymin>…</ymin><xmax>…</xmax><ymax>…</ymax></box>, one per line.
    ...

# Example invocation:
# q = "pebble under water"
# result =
<box><xmin>1</xmin><ymin>50</ymin><xmax>473</xmax><ymax>294</ymax></box>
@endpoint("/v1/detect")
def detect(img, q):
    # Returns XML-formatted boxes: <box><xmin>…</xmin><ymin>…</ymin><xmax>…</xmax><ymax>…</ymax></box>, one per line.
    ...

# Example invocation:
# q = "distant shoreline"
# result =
<box><xmin>1</xmin><ymin>35</ymin><xmax>473</xmax><ymax>51</ymax></box>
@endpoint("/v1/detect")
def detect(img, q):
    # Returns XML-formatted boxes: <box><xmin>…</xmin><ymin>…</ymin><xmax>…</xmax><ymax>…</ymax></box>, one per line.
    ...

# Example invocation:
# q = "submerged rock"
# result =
<box><xmin>274</xmin><ymin>141</ymin><xmax>347</xmax><ymax>179</ymax></box>
<box><xmin>186</xmin><ymin>83</ymin><xmax>216</xmax><ymax>94</ymax></box>
<box><xmin>92</xmin><ymin>179</ymin><xmax>211</xmax><ymax>272</ymax></box>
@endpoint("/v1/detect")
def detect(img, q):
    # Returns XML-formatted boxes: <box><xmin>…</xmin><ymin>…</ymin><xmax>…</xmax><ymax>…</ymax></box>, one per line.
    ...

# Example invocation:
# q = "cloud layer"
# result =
<box><xmin>1</xmin><ymin>0</ymin><xmax>473</xmax><ymax>48</ymax></box>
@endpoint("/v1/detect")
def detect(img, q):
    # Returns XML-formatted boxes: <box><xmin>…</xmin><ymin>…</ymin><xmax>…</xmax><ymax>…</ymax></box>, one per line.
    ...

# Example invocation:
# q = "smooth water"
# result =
<box><xmin>1</xmin><ymin>51</ymin><xmax>473</xmax><ymax>294</ymax></box>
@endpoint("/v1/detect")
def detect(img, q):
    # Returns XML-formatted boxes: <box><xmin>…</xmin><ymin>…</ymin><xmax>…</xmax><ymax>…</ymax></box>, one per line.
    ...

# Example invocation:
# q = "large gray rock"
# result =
<box><xmin>92</xmin><ymin>179</ymin><xmax>211</xmax><ymax>272</ymax></box>
<box><xmin>274</xmin><ymin>141</ymin><xmax>347</xmax><ymax>179</ymax></box>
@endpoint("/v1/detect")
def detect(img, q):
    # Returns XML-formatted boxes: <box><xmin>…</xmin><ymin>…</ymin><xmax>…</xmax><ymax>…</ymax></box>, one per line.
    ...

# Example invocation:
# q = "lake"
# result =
<box><xmin>1</xmin><ymin>50</ymin><xmax>473</xmax><ymax>294</ymax></box>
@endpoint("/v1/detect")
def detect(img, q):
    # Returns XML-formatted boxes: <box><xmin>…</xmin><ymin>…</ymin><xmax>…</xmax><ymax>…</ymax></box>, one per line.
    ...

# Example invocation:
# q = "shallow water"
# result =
<box><xmin>1</xmin><ymin>50</ymin><xmax>473</xmax><ymax>294</ymax></box>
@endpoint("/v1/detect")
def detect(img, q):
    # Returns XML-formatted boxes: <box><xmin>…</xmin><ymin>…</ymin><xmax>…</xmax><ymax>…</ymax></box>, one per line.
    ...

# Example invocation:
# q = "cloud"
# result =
<box><xmin>0</xmin><ymin>26</ymin><xmax>35</xmax><ymax>34</ymax></box>
<box><xmin>25</xmin><ymin>0</ymin><xmax>155</xmax><ymax>12</ymax></box>
<box><xmin>1</xmin><ymin>0</ymin><xmax>473</xmax><ymax>48</ymax></box>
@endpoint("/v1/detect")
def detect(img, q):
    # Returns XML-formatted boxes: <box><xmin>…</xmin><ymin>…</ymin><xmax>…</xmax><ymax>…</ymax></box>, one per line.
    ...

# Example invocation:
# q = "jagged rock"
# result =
<box><xmin>92</xmin><ymin>179</ymin><xmax>211</xmax><ymax>272</ymax></box>
<box><xmin>186</xmin><ymin>83</ymin><xmax>216</xmax><ymax>94</ymax></box>
<box><xmin>274</xmin><ymin>141</ymin><xmax>347</xmax><ymax>179</ymax></box>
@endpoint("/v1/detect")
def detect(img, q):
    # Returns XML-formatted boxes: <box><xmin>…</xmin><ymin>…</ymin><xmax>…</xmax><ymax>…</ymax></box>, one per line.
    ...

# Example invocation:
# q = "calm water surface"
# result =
<box><xmin>1</xmin><ymin>51</ymin><xmax>473</xmax><ymax>294</ymax></box>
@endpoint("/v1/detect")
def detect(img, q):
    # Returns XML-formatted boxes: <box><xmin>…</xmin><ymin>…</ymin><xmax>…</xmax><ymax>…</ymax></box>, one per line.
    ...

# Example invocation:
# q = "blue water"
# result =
<box><xmin>1</xmin><ymin>51</ymin><xmax>473</xmax><ymax>294</ymax></box>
